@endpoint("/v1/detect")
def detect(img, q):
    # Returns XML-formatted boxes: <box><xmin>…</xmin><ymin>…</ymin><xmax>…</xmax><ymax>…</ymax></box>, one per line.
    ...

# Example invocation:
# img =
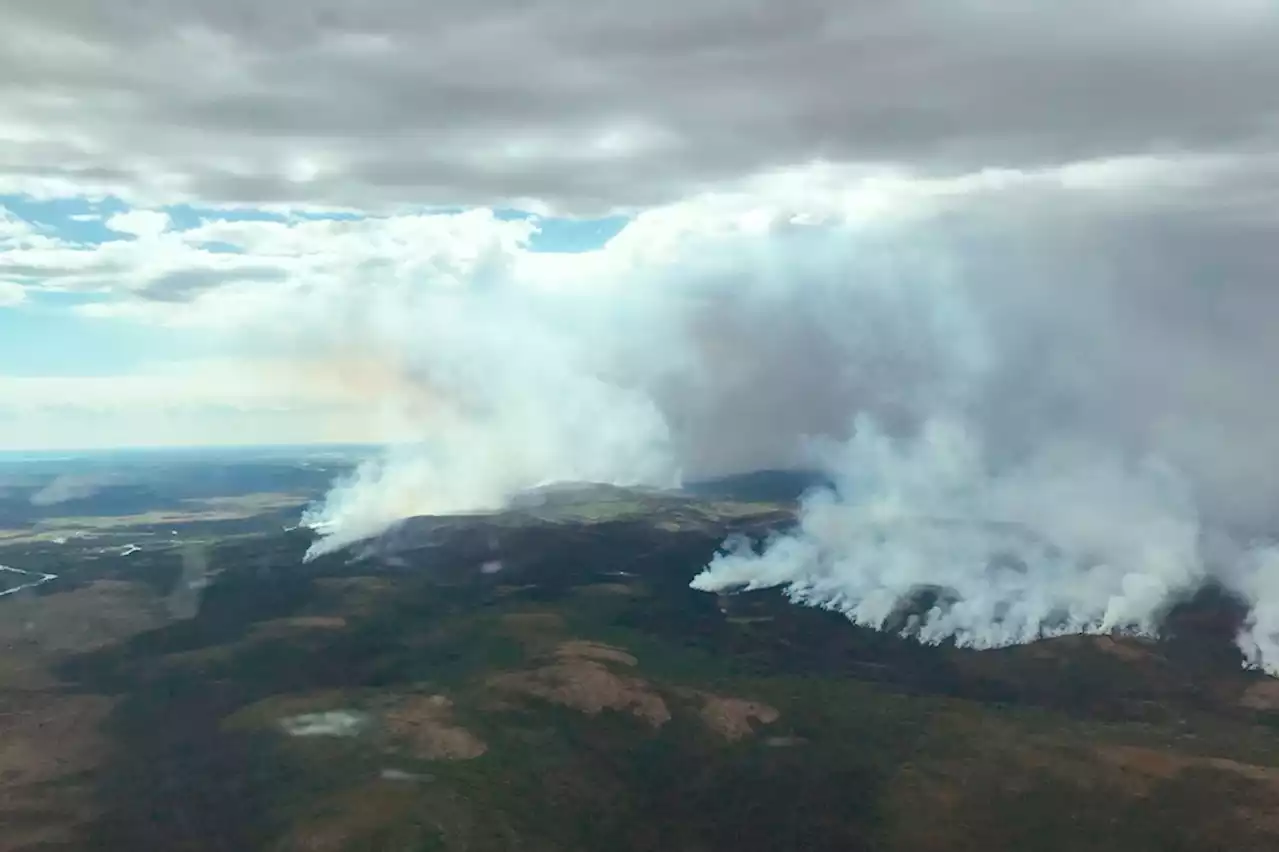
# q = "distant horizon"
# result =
<box><xmin>0</xmin><ymin>441</ymin><xmax>381</xmax><ymax>461</ymax></box>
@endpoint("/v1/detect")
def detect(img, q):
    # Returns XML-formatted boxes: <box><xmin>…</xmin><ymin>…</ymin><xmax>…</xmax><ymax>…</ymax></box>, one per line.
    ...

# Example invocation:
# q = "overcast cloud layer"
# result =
<box><xmin>0</xmin><ymin>0</ymin><xmax>1275</xmax><ymax>212</ymax></box>
<box><xmin>1</xmin><ymin>2</ymin><xmax>1275</xmax><ymax>665</ymax></box>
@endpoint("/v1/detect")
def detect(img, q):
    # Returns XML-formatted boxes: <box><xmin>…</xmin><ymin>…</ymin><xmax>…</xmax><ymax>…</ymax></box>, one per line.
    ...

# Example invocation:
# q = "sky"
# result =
<box><xmin>0</xmin><ymin>2</ymin><xmax>1275</xmax><ymax>530</ymax></box>
<box><xmin>0</xmin><ymin>1</ymin><xmax>1269</xmax><ymax>465</ymax></box>
<box><xmin>0</xmin><ymin>0</ymin><xmax>1274</xmax><ymax>450</ymax></box>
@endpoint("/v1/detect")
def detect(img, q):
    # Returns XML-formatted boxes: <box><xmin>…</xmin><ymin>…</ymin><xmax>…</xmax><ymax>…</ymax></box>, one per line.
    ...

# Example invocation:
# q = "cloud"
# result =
<box><xmin>0</xmin><ymin>280</ymin><xmax>24</xmax><ymax>306</ymax></box>
<box><xmin>134</xmin><ymin>264</ymin><xmax>288</xmax><ymax>302</ymax></box>
<box><xmin>1</xmin><ymin>206</ymin><xmax>538</xmax><ymax>309</ymax></box>
<box><xmin>105</xmin><ymin>208</ymin><xmax>170</xmax><ymax>238</ymax></box>
<box><xmin>0</xmin><ymin>1</ymin><xmax>1272</xmax><ymax>212</ymax></box>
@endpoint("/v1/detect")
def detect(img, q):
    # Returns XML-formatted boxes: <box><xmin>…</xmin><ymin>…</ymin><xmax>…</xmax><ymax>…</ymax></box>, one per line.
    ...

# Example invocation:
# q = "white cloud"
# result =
<box><xmin>0</xmin><ymin>279</ymin><xmax>24</xmax><ymax>306</ymax></box>
<box><xmin>105</xmin><ymin>208</ymin><xmax>170</xmax><ymax>238</ymax></box>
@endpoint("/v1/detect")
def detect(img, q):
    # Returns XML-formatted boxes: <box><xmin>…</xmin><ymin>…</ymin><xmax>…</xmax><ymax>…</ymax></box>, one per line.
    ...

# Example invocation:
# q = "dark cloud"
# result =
<box><xmin>0</xmin><ymin>1</ymin><xmax>1273</xmax><ymax>211</ymax></box>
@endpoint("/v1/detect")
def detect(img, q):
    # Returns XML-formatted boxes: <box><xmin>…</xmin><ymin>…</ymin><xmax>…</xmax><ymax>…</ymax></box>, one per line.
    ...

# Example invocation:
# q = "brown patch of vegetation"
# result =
<box><xmin>1239</xmin><ymin>679</ymin><xmax>1278</xmax><ymax>711</ymax></box>
<box><xmin>0</xmin><ymin>581</ymin><xmax>167</xmax><ymax>849</ymax></box>
<box><xmin>381</xmin><ymin>695</ymin><xmax>487</xmax><ymax>760</ymax></box>
<box><xmin>0</xmin><ymin>691</ymin><xmax>115</xmax><ymax>851</ymax></box>
<box><xmin>0</xmin><ymin>580</ymin><xmax>166</xmax><ymax>657</ymax></box>
<box><xmin>222</xmin><ymin>690</ymin><xmax>357</xmax><ymax>731</ymax></box>
<box><xmin>250</xmin><ymin>615</ymin><xmax>348</xmax><ymax>638</ymax></box>
<box><xmin>0</xmin><ymin>692</ymin><xmax>115</xmax><ymax>787</ymax></box>
<box><xmin>1095</xmin><ymin>744</ymin><xmax>1278</xmax><ymax>791</ymax></box>
<box><xmin>555</xmin><ymin>640</ymin><xmax>638</xmax><ymax>667</ymax></box>
<box><xmin>489</xmin><ymin>653</ymin><xmax>670</xmax><ymax>728</ymax></box>
<box><xmin>694</xmin><ymin>693</ymin><xmax>780</xmax><ymax>742</ymax></box>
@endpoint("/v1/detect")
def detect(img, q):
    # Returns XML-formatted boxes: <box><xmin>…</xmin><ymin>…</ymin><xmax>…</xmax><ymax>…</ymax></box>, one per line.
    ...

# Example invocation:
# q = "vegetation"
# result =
<box><xmin>1</xmin><ymin>487</ymin><xmax>1274</xmax><ymax>851</ymax></box>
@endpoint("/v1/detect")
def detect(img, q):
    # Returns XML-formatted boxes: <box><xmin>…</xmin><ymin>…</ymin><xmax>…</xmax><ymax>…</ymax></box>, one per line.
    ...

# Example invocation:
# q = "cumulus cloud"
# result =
<box><xmin>105</xmin><ymin>208</ymin><xmax>170</xmax><ymax>238</ymax></box>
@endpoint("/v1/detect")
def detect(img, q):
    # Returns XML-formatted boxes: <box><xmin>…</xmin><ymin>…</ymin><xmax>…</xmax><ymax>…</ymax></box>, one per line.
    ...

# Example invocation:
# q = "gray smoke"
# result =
<box><xmin>167</xmin><ymin>542</ymin><xmax>211</xmax><ymax>620</ymax></box>
<box><xmin>294</xmin><ymin>165</ymin><xmax>1275</xmax><ymax>670</ymax></box>
<box><xmin>29</xmin><ymin>473</ymin><xmax>112</xmax><ymax>507</ymax></box>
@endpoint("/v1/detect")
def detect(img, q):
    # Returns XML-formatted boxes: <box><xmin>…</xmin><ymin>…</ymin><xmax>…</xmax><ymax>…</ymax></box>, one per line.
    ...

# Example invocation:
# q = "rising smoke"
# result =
<box><xmin>296</xmin><ymin>170</ymin><xmax>1277</xmax><ymax>672</ymax></box>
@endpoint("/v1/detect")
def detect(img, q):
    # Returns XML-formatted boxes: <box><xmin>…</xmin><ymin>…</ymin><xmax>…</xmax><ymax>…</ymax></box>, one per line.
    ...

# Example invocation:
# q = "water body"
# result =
<box><xmin>0</xmin><ymin>564</ymin><xmax>59</xmax><ymax>597</ymax></box>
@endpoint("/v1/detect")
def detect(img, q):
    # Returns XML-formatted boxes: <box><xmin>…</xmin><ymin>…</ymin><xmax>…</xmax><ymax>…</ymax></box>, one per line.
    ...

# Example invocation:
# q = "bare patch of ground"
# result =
<box><xmin>380</xmin><ymin>695</ymin><xmax>487</xmax><ymax>761</ymax></box>
<box><xmin>489</xmin><ymin>640</ymin><xmax>670</xmax><ymax>728</ymax></box>
<box><xmin>694</xmin><ymin>694</ymin><xmax>780</xmax><ymax>742</ymax></box>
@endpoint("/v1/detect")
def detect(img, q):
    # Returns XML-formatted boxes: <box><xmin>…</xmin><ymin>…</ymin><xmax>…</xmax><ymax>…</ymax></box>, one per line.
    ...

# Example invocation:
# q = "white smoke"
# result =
<box><xmin>30</xmin><ymin>473</ymin><xmax>112</xmax><ymax>506</ymax></box>
<box><xmin>284</xmin><ymin>167</ymin><xmax>1274</xmax><ymax>671</ymax></box>
<box><xmin>298</xmin><ymin>214</ymin><xmax>986</xmax><ymax>558</ymax></box>
<box><xmin>1221</xmin><ymin>545</ymin><xmax>1279</xmax><ymax>673</ymax></box>
<box><xmin>298</xmin><ymin>258</ymin><xmax>683</xmax><ymax>559</ymax></box>
<box><xmin>694</xmin><ymin>418</ymin><xmax>1200</xmax><ymax>639</ymax></box>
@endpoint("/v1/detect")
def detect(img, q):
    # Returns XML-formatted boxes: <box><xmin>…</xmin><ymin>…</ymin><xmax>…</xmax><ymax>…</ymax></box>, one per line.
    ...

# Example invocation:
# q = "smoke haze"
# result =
<box><xmin>292</xmin><ymin>164</ymin><xmax>1276</xmax><ymax>672</ymax></box>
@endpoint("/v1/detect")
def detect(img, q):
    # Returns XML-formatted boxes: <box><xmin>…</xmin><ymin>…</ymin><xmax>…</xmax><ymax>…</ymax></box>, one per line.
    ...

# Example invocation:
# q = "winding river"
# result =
<box><xmin>0</xmin><ymin>564</ymin><xmax>59</xmax><ymax>597</ymax></box>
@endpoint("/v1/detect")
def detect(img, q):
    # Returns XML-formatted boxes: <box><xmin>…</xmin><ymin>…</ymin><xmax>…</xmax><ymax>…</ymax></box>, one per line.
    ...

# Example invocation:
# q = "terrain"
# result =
<box><xmin>0</xmin><ymin>455</ymin><xmax>1274</xmax><ymax>851</ymax></box>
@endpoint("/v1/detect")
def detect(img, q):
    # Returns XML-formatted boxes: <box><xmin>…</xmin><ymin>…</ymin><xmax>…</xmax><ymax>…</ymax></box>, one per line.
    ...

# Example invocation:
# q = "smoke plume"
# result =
<box><xmin>292</xmin><ymin>166</ymin><xmax>1275</xmax><ymax>670</ymax></box>
<box><xmin>29</xmin><ymin>473</ymin><xmax>112</xmax><ymax>506</ymax></box>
